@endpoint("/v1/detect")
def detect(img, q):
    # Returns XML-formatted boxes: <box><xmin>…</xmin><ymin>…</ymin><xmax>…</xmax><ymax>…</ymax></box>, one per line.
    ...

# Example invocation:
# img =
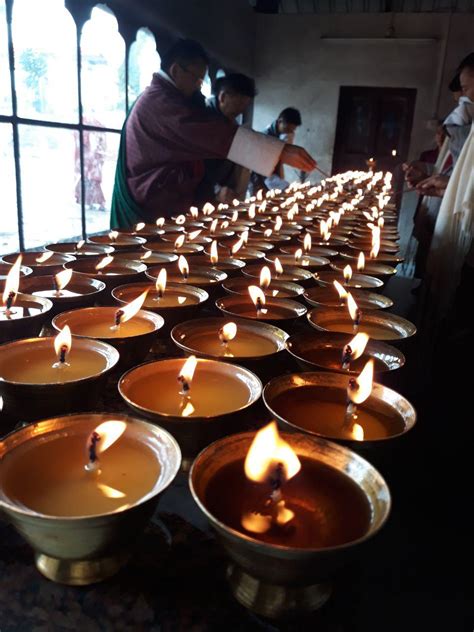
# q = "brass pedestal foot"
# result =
<box><xmin>35</xmin><ymin>551</ymin><xmax>130</xmax><ymax>585</ymax></box>
<box><xmin>227</xmin><ymin>564</ymin><xmax>332</xmax><ymax>619</ymax></box>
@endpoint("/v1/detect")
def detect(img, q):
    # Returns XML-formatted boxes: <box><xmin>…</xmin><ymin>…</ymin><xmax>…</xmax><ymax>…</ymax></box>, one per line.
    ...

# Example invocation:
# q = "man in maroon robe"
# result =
<box><xmin>111</xmin><ymin>39</ymin><xmax>316</xmax><ymax>228</ymax></box>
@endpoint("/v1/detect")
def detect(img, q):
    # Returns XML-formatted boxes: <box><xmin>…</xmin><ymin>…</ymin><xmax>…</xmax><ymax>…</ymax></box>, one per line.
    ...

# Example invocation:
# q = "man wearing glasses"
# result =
<box><xmin>111</xmin><ymin>39</ymin><xmax>317</xmax><ymax>228</ymax></box>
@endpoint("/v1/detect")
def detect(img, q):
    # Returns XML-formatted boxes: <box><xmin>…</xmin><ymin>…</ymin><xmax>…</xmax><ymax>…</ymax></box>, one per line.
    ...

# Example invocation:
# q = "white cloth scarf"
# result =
<box><xmin>426</xmin><ymin>121</ymin><xmax>474</xmax><ymax>317</ymax></box>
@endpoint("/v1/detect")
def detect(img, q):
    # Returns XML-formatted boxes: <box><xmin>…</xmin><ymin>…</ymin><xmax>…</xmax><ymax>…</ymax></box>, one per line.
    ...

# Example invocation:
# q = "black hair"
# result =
<box><xmin>161</xmin><ymin>39</ymin><xmax>209</xmax><ymax>73</ymax></box>
<box><xmin>449</xmin><ymin>74</ymin><xmax>461</xmax><ymax>92</ymax></box>
<box><xmin>213</xmin><ymin>73</ymin><xmax>257</xmax><ymax>98</ymax></box>
<box><xmin>457</xmin><ymin>52</ymin><xmax>474</xmax><ymax>73</ymax></box>
<box><xmin>278</xmin><ymin>107</ymin><xmax>302</xmax><ymax>126</ymax></box>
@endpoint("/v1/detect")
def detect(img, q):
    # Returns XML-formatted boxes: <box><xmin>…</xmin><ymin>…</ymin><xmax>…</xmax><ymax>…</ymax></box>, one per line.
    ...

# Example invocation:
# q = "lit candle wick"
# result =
<box><xmin>342</xmin><ymin>343</ymin><xmax>352</xmax><ymax>370</ymax></box>
<box><xmin>345</xmin><ymin>377</ymin><xmax>359</xmax><ymax>425</ymax></box>
<box><xmin>85</xmin><ymin>431</ymin><xmax>101</xmax><ymax>473</ymax></box>
<box><xmin>53</xmin><ymin>276</ymin><xmax>62</xmax><ymax>297</ymax></box>
<box><xmin>353</xmin><ymin>308</ymin><xmax>361</xmax><ymax>332</ymax></box>
<box><xmin>5</xmin><ymin>291</ymin><xmax>15</xmax><ymax>317</ymax></box>
<box><xmin>177</xmin><ymin>374</ymin><xmax>191</xmax><ymax>396</ymax></box>
<box><xmin>114</xmin><ymin>309</ymin><xmax>124</xmax><ymax>328</ymax></box>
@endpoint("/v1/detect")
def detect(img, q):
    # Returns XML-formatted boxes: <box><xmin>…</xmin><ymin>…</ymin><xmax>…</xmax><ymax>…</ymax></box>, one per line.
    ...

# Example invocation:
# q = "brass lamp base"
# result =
<box><xmin>35</xmin><ymin>551</ymin><xmax>130</xmax><ymax>586</ymax></box>
<box><xmin>226</xmin><ymin>564</ymin><xmax>332</xmax><ymax>619</ymax></box>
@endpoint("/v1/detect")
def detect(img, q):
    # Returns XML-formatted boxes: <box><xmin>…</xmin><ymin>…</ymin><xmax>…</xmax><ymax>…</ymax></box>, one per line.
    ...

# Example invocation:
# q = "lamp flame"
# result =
<box><xmin>347</xmin><ymin>359</ymin><xmax>374</xmax><ymax>404</ymax></box>
<box><xmin>248</xmin><ymin>285</ymin><xmax>267</xmax><ymax>313</ymax></box>
<box><xmin>108</xmin><ymin>231</ymin><xmax>118</xmax><ymax>241</ymax></box>
<box><xmin>210</xmin><ymin>219</ymin><xmax>218</xmax><ymax>234</ymax></box>
<box><xmin>203</xmin><ymin>202</ymin><xmax>215</xmax><ymax>216</ymax></box>
<box><xmin>54</xmin><ymin>268</ymin><xmax>73</xmax><ymax>292</ymax></box>
<box><xmin>219</xmin><ymin>322</ymin><xmax>237</xmax><ymax>344</ymax></box>
<box><xmin>115</xmin><ymin>290</ymin><xmax>148</xmax><ymax>325</ymax></box>
<box><xmin>178</xmin><ymin>355</ymin><xmax>198</xmax><ymax>394</ymax></box>
<box><xmin>231</xmin><ymin>237</ymin><xmax>245</xmax><ymax>255</ymax></box>
<box><xmin>178</xmin><ymin>255</ymin><xmax>189</xmax><ymax>278</ymax></box>
<box><xmin>53</xmin><ymin>325</ymin><xmax>72</xmax><ymax>360</ymax></box>
<box><xmin>174</xmin><ymin>234</ymin><xmax>185</xmax><ymax>249</ymax></box>
<box><xmin>244</xmin><ymin>421</ymin><xmax>301</xmax><ymax>484</ymax></box>
<box><xmin>181</xmin><ymin>401</ymin><xmax>195</xmax><ymax>417</ymax></box>
<box><xmin>135</xmin><ymin>222</ymin><xmax>145</xmax><ymax>232</ymax></box>
<box><xmin>76</xmin><ymin>240</ymin><xmax>85</xmax><ymax>249</ymax></box>
<box><xmin>294</xmin><ymin>248</ymin><xmax>303</xmax><ymax>262</ymax></box>
<box><xmin>357</xmin><ymin>251</ymin><xmax>365</xmax><ymax>271</ymax></box>
<box><xmin>303</xmin><ymin>233</ymin><xmax>312</xmax><ymax>252</ymax></box>
<box><xmin>248</xmin><ymin>203</ymin><xmax>256</xmax><ymax>219</ymax></box>
<box><xmin>36</xmin><ymin>251</ymin><xmax>54</xmax><ymax>263</ymax></box>
<box><xmin>346</xmin><ymin>332</ymin><xmax>369</xmax><ymax>360</ymax></box>
<box><xmin>175</xmin><ymin>214</ymin><xmax>186</xmax><ymax>225</ymax></box>
<box><xmin>95</xmin><ymin>255</ymin><xmax>114</xmax><ymax>271</ymax></box>
<box><xmin>259</xmin><ymin>266</ymin><xmax>272</xmax><ymax>289</ymax></box>
<box><xmin>231</xmin><ymin>210</ymin><xmax>239</xmax><ymax>223</ymax></box>
<box><xmin>89</xmin><ymin>420</ymin><xmax>127</xmax><ymax>456</ymax></box>
<box><xmin>347</xmin><ymin>292</ymin><xmax>360</xmax><ymax>322</ymax></box>
<box><xmin>210</xmin><ymin>240</ymin><xmax>219</xmax><ymax>265</ymax></box>
<box><xmin>275</xmin><ymin>216</ymin><xmax>283</xmax><ymax>232</ymax></box>
<box><xmin>2</xmin><ymin>255</ymin><xmax>22</xmax><ymax>305</ymax></box>
<box><xmin>264</xmin><ymin>228</ymin><xmax>273</xmax><ymax>238</ymax></box>
<box><xmin>274</xmin><ymin>257</ymin><xmax>283</xmax><ymax>276</ymax></box>
<box><xmin>352</xmin><ymin>424</ymin><xmax>365</xmax><ymax>441</ymax></box>
<box><xmin>155</xmin><ymin>268</ymin><xmax>167</xmax><ymax>297</ymax></box>
<box><xmin>187</xmin><ymin>229</ymin><xmax>202</xmax><ymax>242</ymax></box>
<box><xmin>190</xmin><ymin>206</ymin><xmax>199</xmax><ymax>218</ymax></box>
<box><xmin>343</xmin><ymin>265</ymin><xmax>352</xmax><ymax>282</ymax></box>
<box><xmin>156</xmin><ymin>217</ymin><xmax>165</xmax><ymax>227</ymax></box>
<box><xmin>140</xmin><ymin>250</ymin><xmax>152</xmax><ymax>260</ymax></box>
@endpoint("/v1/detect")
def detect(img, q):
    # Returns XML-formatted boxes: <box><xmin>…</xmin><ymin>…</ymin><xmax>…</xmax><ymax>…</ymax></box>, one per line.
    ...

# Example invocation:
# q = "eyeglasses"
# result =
<box><xmin>179</xmin><ymin>65</ymin><xmax>205</xmax><ymax>85</ymax></box>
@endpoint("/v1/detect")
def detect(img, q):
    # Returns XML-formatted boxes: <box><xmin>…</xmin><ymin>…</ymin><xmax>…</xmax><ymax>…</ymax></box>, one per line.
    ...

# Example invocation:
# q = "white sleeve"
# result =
<box><xmin>227</xmin><ymin>127</ymin><xmax>284</xmax><ymax>176</ymax></box>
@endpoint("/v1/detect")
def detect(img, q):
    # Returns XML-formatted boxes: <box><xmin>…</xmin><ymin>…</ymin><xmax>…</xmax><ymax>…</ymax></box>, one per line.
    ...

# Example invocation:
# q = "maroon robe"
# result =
<box><xmin>126</xmin><ymin>73</ymin><xmax>237</xmax><ymax>218</ymax></box>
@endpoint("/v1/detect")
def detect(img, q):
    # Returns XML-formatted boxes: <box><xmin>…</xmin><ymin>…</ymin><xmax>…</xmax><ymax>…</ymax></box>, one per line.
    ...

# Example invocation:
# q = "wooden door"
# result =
<box><xmin>332</xmin><ymin>87</ymin><xmax>416</xmax><ymax>176</ymax></box>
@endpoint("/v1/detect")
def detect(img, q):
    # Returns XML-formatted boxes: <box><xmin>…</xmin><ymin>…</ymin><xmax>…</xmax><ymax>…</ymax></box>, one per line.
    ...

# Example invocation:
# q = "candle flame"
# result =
<box><xmin>248</xmin><ymin>285</ymin><xmax>267</xmax><ymax>313</ymax></box>
<box><xmin>90</xmin><ymin>420</ymin><xmax>127</xmax><ymax>455</ymax></box>
<box><xmin>210</xmin><ymin>218</ymin><xmax>218</xmax><ymax>234</ymax></box>
<box><xmin>140</xmin><ymin>250</ymin><xmax>152</xmax><ymax>260</ymax></box>
<box><xmin>274</xmin><ymin>216</ymin><xmax>283</xmax><ymax>232</ymax></box>
<box><xmin>371</xmin><ymin>227</ymin><xmax>381</xmax><ymax>258</ymax></box>
<box><xmin>219</xmin><ymin>321</ymin><xmax>237</xmax><ymax>343</ymax></box>
<box><xmin>203</xmin><ymin>202</ymin><xmax>215</xmax><ymax>216</ymax></box>
<box><xmin>232</xmin><ymin>198</ymin><xmax>240</xmax><ymax>207</ymax></box>
<box><xmin>221</xmin><ymin>220</ymin><xmax>230</xmax><ymax>230</ymax></box>
<box><xmin>54</xmin><ymin>268</ymin><xmax>73</xmax><ymax>291</ymax></box>
<box><xmin>54</xmin><ymin>325</ymin><xmax>72</xmax><ymax>358</ymax></box>
<box><xmin>264</xmin><ymin>228</ymin><xmax>273</xmax><ymax>238</ymax></box>
<box><xmin>303</xmin><ymin>233</ymin><xmax>312</xmax><ymax>252</ymax></box>
<box><xmin>155</xmin><ymin>268</ymin><xmax>167</xmax><ymax>297</ymax></box>
<box><xmin>181</xmin><ymin>401</ymin><xmax>195</xmax><ymax>417</ymax></box>
<box><xmin>294</xmin><ymin>248</ymin><xmax>303</xmax><ymax>261</ymax></box>
<box><xmin>231</xmin><ymin>236</ymin><xmax>245</xmax><ymax>255</ymax></box>
<box><xmin>135</xmin><ymin>222</ymin><xmax>145</xmax><ymax>232</ymax></box>
<box><xmin>351</xmin><ymin>423</ymin><xmax>365</xmax><ymax>441</ymax></box>
<box><xmin>274</xmin><ymin>257</ymin><xmax>283</xmax><ymax>275</ymax></box>
<box><xmin>231</xmin><ymin>210</ymin><xmax>239</xmax><ymax>223</ymax></box>
<box><xmin>347</xmin><ymin>359</ymin><xmax>374</xmax><ymax>404</ymax></box>
<box><xmin>378</xmin><ymin>216</ymin><xmax>384</xmax><ymax>228</ymax></box>
<box><xmin>391</xmin><ymin>149</ymin><xmax>397</xmax><ymax>157</ymax></box>
<box><xmin>109</xmin><ymin>231</ymin><xmax>118</xmax><ymax>241</ymax></box>
<box><xmin>190</xmin><ymin>206</ymin><xmax>199</xmax><ymax>218</ymax></box>
<box><xmin>95</xmin><ymin>255</ymin><xmax>114</xmax><ymax>271</ymax></box>
<box><xmin>178</xmin><ymin>355</ymin><xmax>198</xmax><ymax>389</ymax></box>
<box><xmin>187</xmin><ymin>229</ymin><xmax>202</xmax><ymax>242</ymax></box>
<box><xmin>156</xmin><ymin>217</ymin><xmax>165</xmax><ymax>227</ymax></box>
<box><xmin>248</xmin><ymin>203</ymin><xmax>256</xmax><ymax>219</ymax></box>
<box><xmin>244</xmin><ymin>421</ymin><xmax>301</xmax><ymax>484</ymax></box>
<box><xmin>259</xmin><ymin>266</ymin><xmax>272</xmax><ymax>289</ymax></box>
<box><xmin>357</xmin><ymin>251</ymin><xmax>365</xmax><ymax>271</ymax></box>
<box><xmin>36</xmin><ymin>251</ymin><xmax>54</xmax><ymax>263</ymax></box>
<box><xmin>174</xmin><ymin>234</ymin><xmax>185</xmax><ymax>249</ymax></box>
<box><xmin>345</xmin><ymin>332</ymin><xmax>369</xmax><ymax>360</ymax></box>
<box><xmin>97</xmin><ymin>483</ymin><xmax>126</xmax><ymax>499</ymax></box>
<box><xmin>116</xmin><ymin>290</ymin><xmax>148</xmax><ymax>324</ymax></box>
<box><xmin>76</xmin><ymin>240</ymin><xmax>85</xmax><ymax>249</ymax></box>
<box><xmin>343</xmin><ymin>265</ymin><xmax>352</xmax><ymax>282</ymax></box>
<box><xmin>2</xmin><ymin>255</ymin><xmax>22</xmax><ymax>304</ymax></box>
<box><xmin>175</xmin><ymin>214</ymin><xmax>186</xmax><ymax>225</ymax></box>
<box><xmin>347</xmin><ymin>293</ymin><xmax>360</xmax><ymax>322</ymax></box>
<box><xmin>178</xmin><ymin>255</ymin><xmax>189</xmax><ymax>278</ymax></box>
<box><xmin>210</xmin><ymin>240</ymin><xmax>219</xmax><ymax>265</ymax></box>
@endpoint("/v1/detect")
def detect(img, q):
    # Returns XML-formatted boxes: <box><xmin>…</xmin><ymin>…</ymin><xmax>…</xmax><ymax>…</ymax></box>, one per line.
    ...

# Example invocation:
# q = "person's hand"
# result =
<box><xmin>280</xmin><ymin>144</ymin><xmax>317</xmax><ymax>172</ymax></box>
<box><xmin>402</xmin><ymin>161</ymin><xmax>428</xmax><ymax>188</ymax></box>
<box><xmin>215</xmin><ymin>186</ymin><xmax>237</xmax><ymax>204</ymax></box>
<box><xmin>415</xmin><ymin>175</ymin><xmax>449</xmax><ymax>198</ymax></box>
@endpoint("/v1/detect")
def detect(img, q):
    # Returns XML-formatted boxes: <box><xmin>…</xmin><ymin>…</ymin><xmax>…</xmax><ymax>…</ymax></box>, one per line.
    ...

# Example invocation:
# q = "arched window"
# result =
<box><xmin>12</xmin><ymin>0</ymin><xmax>78</xmax><ymax>123</ymax></box>
<box><xmin>128</xmin><ymin>27</ymin><xmax>161</xmax><ymax>106</ymax></box>
<box><xmin>0</xmin><ymin>0</ymin><xmax>12</xmax><ymax>115</ymax></box>
<box><xmin>201</xmin><ymin>71</ymin><xmax>212</xmax><ymax>98</ymax></box>
<box><xmin>80</xmin><ymin>5</ymin><xmax>125</xmax><ymax>129</ymax></box>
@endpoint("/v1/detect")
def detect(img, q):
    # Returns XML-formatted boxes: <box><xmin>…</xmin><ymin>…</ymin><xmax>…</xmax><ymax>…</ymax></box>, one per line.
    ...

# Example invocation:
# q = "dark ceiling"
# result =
<box><xmin>253</xmin><ymin>0</ymin><xmax>474</xmax><ymax>12</ymax></box>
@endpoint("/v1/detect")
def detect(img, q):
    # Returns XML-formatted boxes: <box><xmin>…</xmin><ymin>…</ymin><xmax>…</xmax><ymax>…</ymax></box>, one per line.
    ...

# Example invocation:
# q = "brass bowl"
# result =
<box><xmin>0</xmin><ymin>293</ymin><xmax>53</xmax><ymax>344</ymax></box>
<box><xmin>216</xmin><ymin>294</ymin><xmax>307</xmax><ymax>333</ymax></box>
<box><xmin>144</xmin><ymin>241</ymin><xmax>204</xmax><ymax>255</ymax></box>
<box><xmin>118</xmin><ymin>250</ymin><xmax>178</xmax><ymax>265</ymax></box>
<box><xmin>146</xmin><ymin>264</ymin><xmax>227</xmax><ymax>300</ymax></box>
<box><xmin>186</xmin><ymin>255</ymin><xmax>246</xmax><ymax>277</ymax></box>
<box><xmin>313</xmin><ymin>270</ymin><xmax>384</xmax><ymax>290</ymax></box>
<box><xmin>263</xmin><ymin>371</ymin><xmax>416</xmax><ymax>448</ymax></box>
<box><xmin>45</xmin><ymin>242</ymin><xmax>114</xmax><ymax>257</ymax></box>
<box><xmin>242</xmin><ymin>264</ymin><xmax>314</xmax><ymax>287</ymax></box>
<box><xmin>330</xmin><ymin>260</ymin><xmax>397</xmax><ymax>279</ymax></box>
<box><xmin>157</xmin><ymin>232</ymin><xmax>212</xmax><ymax>246</ymax></box>
<box><xmin>0</xmin><ymin>413</ymin><xmax>181</xmax><ymax>584</ymax></box>
<box><xmin>222</xmin><ymin>277</ymin><xmax>305</xmax><ymax>300</ymax></box>
<box><xmin>337</xmin><ymin>250</ymin><xmax>404</xmax><ymax>265</ymax></box>
<box><xmin>286</xmin><ymin>330</ymin><xmax>405</xmax><ymax>374</ymax></box>
<box><xmin>265</xmin><ymin>253</ymin><xmax>330</xmax><ymax>272</ymax></box>
<box><xmin>304</xmin><ymin>286</ymin><xmax>393</xmax><ymax>310</ymax></box>
<box><xmin>112</xmin><ymin>281</ymin><xmax>209</xmax><ymax>335</ymax></box>
<box><xmin>88</xmin><ymin>234</ymin><xmax>146</xmax><ymax>252</ymax></box>
<box><xmin>0</xmin><ymin>336</ymin><xmax>119</xmax><ymax>426</ymax></box>
<box><xmin>347</xmin><ymin>240</ymin><xmax>399</xmax><ymax>255</ymax></box>
<box><xmin>2</xmin><ymin>252</ymin><xmax>75</xmax><ymax>276</ymax></box>
<box><xmin>190</xmin><ymin>431</ymin><xmax>391</xmax><ymax>618</ymax></box>
<box><xmin>0</xmin><ymin>262</ymin><xmax>33</xmax><ymax>281</ymax></box>
<box><xmin>279</xmin><ymin>245</ymin><xmax>339</xmax><ymax>259</ymax></box>
<box><xmin>20</xmin><ymin>273</ymin><xmax>106</xmax><ymax>316</ymax></box>
<box><xmin>307</xmin><ymin>307</ymin><xmax>417</xmax><ymax>342</ymax></box>
<box><xmin>171</xmin><ymin>316</ymin><xmax>289</xmax><ymax>381</ymax></box>
<box><xmin>209</xmin><ymin>245</ymin><xmax>266</xmax><ymax>262</ymax></box>
<box><xmin>119</xmin><ymin>358</ymin><xmax>262</xmax><ymax>470</ymax></box>
<box><xmin>242</xmin><ymin>240</ymin><xmax>275</xmax><ymax>252</ymax></box>
<box><xmin>64</xmin><ymin>256</ymin><xmax>147</xmax><ymax>304</ymax></box>
<box><xmin>52</xmin><ymin>307</ymin><xmax>164</xmax><ymax>370</ymax></box>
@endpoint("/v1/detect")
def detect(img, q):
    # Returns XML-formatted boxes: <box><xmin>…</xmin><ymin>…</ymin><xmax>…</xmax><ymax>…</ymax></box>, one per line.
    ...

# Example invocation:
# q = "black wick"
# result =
<box><xmin>88</xmin><ymin>431</ymin><xmax>101</xmax><ymax>464</ymax></box>
<box><xmin>115</xmin><ymin>309</ymin><xmax>124</xmax><ymax>326</ymax></box>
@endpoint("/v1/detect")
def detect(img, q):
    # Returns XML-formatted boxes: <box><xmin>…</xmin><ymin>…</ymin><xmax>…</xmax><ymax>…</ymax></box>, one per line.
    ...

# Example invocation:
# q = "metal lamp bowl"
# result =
<box><xmin>52</xmin><ymin>307</ymin><xmax>164</xmax><ymax>370</ymax></box>
<box><xmin>263</xmin><ymin>371</ymin><xmax>416</xmax><ymax>447</ymax></box>
<box><xmin>304</xmin><ymin>286</ymin><xmax>393</xmax><ymax>310</ymax></box>
<box><xmin>286</xmin><ymin>330</ymin><xmax>405</xmax><ymax>375</ymax></box>
<box><xmin>0</xmin><ymin>336</ymin><xmax>119</xmax><ymax>425</ymax></box>
<box><xmin>242</xmin><ymin>264</ymin><xmax>314</xmax><ymax>287</ymax></box>
<box><xmin>307</xmin><ymin>307</ymin><xmax>417</xmax><ymax>342</ymax></box>
<box><xmin>143</xmin><ymin>241</ymin><xmax>204</xmax><ymax>255</ymax></box>
<box><xmin>145</xmin><ymin>264</ymin><xmax>227</xmax><ymax>300</ymax></box>
<box><xmin>279</xmin><ymin>245</ymin><xmax>339</xmax><ymax>258</ymax></box>
<box><xmin>222</xmin><ymin>277</ymin><xmax>305</xmax><ymax>300</ymax></box>
<box><xmin>118</xmin><ymin>250</ymin><xmax>178</xmax><ymax>265</ymax></box>
<box><xmin>0</xmin><ymin>262</ymin><xmax>33</xmax><ymax>281</ymax></box>
<box><xmin>88</xmin><ymin>234</ymin><xmax>146</xmax><ymax>251</ymax></box>
<box><xmin>330</xmin><ymin>261</ymin><xmax>397</xmax><ymax>278</ymax></box>
<box><xmin>265</xmin><ymin>253</ymin><xmax>330</xmax><ymax>272</ymax></box>
<box><xmin>189</xmin><ymin>431</ymin><xmax>391</xmax><ymax>619</ymax></box>
<box><xmin>45</xmin><ymin>242</ymin><xmax>114</xmax><ymax>257</ymax></box>
<box><xmin>0</xmin><ymin>293</ymin><xmax>53</xmax><ymax>344</ymax></box>
<box><xmin>216</xmin><ymin>294</ymin><xmax>307</xmax><ymax>333</ymax></box>
<box><xmin>0</xmin><ymin>413</ymin><xmax>181</xmax><ymax>585</ymax></box>
<box><xmin>313</xmin><ymin>270</ymin><xmax>384</xmax><ymax>290</ymax></box>
<box><xmin>118</xmin><ymin>358</ymin><xmax>262</xmax><ymax>470</ymax></box>
<box><xmin>337</xmin><ymin>250</ymin><xmax>404</xmax><ymax>265</ymax></box>
<box><xmin>185</xmin><ymin>255</ymin><xmax>246</xmax><ymax>277</ymax></box>
<box><xmin>2</xmin><ymin>252</ymin><xmax>76</xmax><ymax>276</ymax></box>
